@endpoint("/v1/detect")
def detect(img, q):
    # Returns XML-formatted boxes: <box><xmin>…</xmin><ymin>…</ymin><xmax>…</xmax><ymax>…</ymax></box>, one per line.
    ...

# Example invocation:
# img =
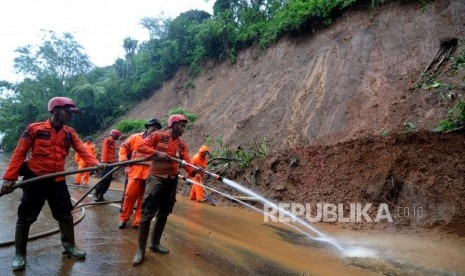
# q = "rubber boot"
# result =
<box><xmin>12</xmin><ymin>225</ymin><xmax>30</xmax><ymax>271</ymax></box>
<box><xmin>59</xmin><ymin>221</ymin><xmax>86</xmax><ymax>259</ymax></box>
<box><xmin>149</xmin><ymin>216</ymin><xmax>169</xmax><ymax>254</ymax></box>
<box><xmin>92</xmin><ymin>191</ymin><xmax>101</xmax><ymax>201</ymax></box>
<box><xmin>132</xmin><ymin>222</ymin><xmax>150</xmax><ymax>266</ymax></box>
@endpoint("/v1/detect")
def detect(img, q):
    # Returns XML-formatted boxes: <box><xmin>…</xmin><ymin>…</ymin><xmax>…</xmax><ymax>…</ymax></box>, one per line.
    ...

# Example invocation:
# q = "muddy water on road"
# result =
<box><xmin>0</xmin><ymin>153</ymin><xmax>464</xmax><ymax>275</ymax></box>
<box><xmin>172</xmin><ymin>200</ymin><xmax>465</xmax><ymax>275</ymax></box>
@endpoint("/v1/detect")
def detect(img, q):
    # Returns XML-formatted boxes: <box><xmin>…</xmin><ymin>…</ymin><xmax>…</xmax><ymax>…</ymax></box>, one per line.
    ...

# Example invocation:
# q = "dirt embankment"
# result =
<box><xmin>219</xmin><ymin>131</ymin><xmax>464</xmax><ymax>236</ymax></box>
<box><xmin>114</xmin><ymin>0</ymin><xmax>465</xmax><ymax>235</ymax></box>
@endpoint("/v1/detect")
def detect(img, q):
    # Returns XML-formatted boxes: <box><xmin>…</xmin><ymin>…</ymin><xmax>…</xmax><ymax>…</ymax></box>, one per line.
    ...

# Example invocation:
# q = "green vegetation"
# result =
<box><xmin>0</xmin><ymin>0</ymin><xmax>429</xmax><ymax>151</ymax></box>
<box><xmin>115</xmin><ymin>119</ymin><xmax>147</xmax><ymax>133</ymax></box>
<box><xmin>432</xmin><ymin>39</ymin><xmax>465</xmax><ymax>132</ymax></box>
<box><xmin>205</xmin><ymin>136</ymin><xmax>269</xmax><ymax>169</ymax></box>
<box><xmin>115</xmin><ymin>107</ymin><xmax>196</xmax><ymax>135</ymax></box>
<box><xmin>451</xmin><ymin>40</ymin><xmax>465</xmax><ymax>73</ymax></box>
<box><xmin>434</xmin><ymin>101</ymin><xmax>465</xmax><ymax>132</ymax></box>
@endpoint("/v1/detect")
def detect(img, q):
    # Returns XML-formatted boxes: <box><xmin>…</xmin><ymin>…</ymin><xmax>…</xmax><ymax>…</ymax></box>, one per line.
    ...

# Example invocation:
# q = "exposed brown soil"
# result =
<box><xmin>99</xmin><ymin>0</ymin><xmax>465</xmax><ymax>236</ymax></box>
<box><xmin>226</xmin><ymin>131</ymin><xmax>465</xmax><ymax>236</ymax></box>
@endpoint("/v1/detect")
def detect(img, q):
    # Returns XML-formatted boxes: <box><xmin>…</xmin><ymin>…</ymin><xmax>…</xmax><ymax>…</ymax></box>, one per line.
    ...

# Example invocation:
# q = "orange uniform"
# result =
<box><xmin>101</xmin><ymin>137</ymin><xmax>116</xmax><ymax>163</ymax></box>
<box><xmin>138</xmin><ymin>130</ymin><xmax>194</xmax><ymax>178</ymax></box>
<box><xmin>189</xmin><ymin>145</ymin><xmax>209</xmax><ymax>201</ymax></box>
<box><xmin>3</xmin><ymin>120</ymin><xmax>99</xmax><ymax>182</ymax></box>
<box><xmin>94</xmin><ymin>135</ymin><xmax>118</xmax><ymax>200</ymax></box>
<box><xmin>118</xmin><ymin>132</ymin><xmax>151</xmax><ymax>227</ymax></box>
<box><xmin>74</xmin><ymin>141</ymin><xmax>97</xmax><ymax>185</ymax></box>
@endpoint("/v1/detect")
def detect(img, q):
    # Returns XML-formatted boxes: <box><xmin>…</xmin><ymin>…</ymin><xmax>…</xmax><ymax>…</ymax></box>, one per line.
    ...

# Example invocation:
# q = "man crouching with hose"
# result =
<box><xmin>131</xmin><ymin>114</ymin><xmax>196</xmax><ymax>266</ymax></box>
<box><xmin>0</xmin><ymin>97</ymin><xmax>102</xmax><ymax>271</ymax></box>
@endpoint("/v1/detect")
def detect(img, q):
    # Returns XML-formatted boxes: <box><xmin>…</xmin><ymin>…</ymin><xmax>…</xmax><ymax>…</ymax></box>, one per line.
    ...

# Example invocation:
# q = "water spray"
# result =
<box><xmin>170</xmin><ymin>154</ymin><xmax>345</xmax><ymax>253</ymax></box>
<box><xmin>180</xmin><ymin>175</ymin><xmax>344</xmax><ymax>249</ymax></box>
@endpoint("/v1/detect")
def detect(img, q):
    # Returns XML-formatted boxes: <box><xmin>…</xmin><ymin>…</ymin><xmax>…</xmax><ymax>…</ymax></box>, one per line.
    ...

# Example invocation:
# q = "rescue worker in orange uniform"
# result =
<box><xmin>73</xmin><ymin>136</ymin><xmax>97</xmax><ymax>186</ymax></box>
<box><xmin>118</xmin><ymin>118</ymin><xmax>162</xmax><ymax>229</ymax></box>
<box><xmin>131</xmin><ymin>114</ymin><xmax>196</xmax><ymax>266</ymax></box>
<box><xmin>0</xmin><ymin>97</ymin><xmax>101</xmax><ymax>271</ymax></box>
<box><xmin>189</xmin><ymin>145</ymin><xmax>210</xmax><ymax>202</ymax></box>
<box><xmin>93</xmin><ymin>129</ymin><xmax>121</xmax><ymax>201</ymax></box>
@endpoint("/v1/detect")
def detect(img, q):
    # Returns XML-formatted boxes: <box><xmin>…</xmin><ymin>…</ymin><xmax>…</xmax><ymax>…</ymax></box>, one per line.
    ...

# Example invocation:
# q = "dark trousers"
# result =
<box><xmin>17</xmin><ymin>168</ymin><xmax>73</xmax><ymax>227</ymax></box>
<box><xmin>95</xmin><ymin>167</ymin><xmax>114</xmax><ymax>196</ymax></box>
<box><xmin>140</xmin><ymin>176</ymin><xmax>178</xmax><ymax>225</ymax></box>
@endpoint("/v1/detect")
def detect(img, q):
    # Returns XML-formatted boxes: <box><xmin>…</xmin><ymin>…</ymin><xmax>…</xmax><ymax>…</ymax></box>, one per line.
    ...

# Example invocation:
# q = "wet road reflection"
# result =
<box><xmin>1</xmin><ymin>153</ymin><xmax>465</xmax><ymax>275</ymax></box>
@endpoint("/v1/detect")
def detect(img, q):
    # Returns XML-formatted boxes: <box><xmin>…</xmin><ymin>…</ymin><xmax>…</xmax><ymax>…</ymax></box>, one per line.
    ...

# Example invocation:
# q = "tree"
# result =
<box><xmin>167</xmin><ymin>10</ymin><xmax>212</xmax><ymax>63</ymax></box>
<box><xmin>0</xmin><ymin>30</ymin><xmax>93</xmax><ymax>150</ymax></box>
<box><xmin>14</xmin><ymin>30</ymin><xmax>92</xmax><ymax>93</ymax></box>
<box><xmin>123</xmin><ymin>37</ymin><xmax>139</xmax><ymax>80</ymax></box>
<box><xmin>139</xmin><ymin>16</ymin><xmax>170</xmax><ymax>40</ymax></box>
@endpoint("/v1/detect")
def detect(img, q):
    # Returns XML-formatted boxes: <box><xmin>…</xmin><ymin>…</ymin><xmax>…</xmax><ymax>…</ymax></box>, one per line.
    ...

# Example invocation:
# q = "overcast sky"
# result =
<box><xmin>0</xmin><ymin>0</ymin><xmax>213</xmax><ymax>83</ymax></box>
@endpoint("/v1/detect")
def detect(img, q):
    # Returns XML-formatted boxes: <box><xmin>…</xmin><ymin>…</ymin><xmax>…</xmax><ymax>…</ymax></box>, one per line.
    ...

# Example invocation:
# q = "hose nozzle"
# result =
<box><xmin>212</xmin><ymin>173</ymin><xmax>223</xmax><ymax>182</ymax></box>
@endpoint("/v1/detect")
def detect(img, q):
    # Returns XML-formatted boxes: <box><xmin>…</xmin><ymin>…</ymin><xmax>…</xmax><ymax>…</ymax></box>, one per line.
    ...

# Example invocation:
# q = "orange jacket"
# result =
<box><xmin>137</xmin><ymin>130</ymin><xmax>194</xmax><ymax>178</ymax></box>
<box><xmin>75</xmin><ymin>141</ymin><xmax>96</xmax><ymax>166</ymax></box>
<box><xmin>3</xmin><ymin>120</ymin><xmax>99</xmax><ymax>181</ymax></box>
<box><xmin>101</xmin><ymin>136</ymin><xmax>116</xmax><ymax>163</ymax></box>
<box><xmin>119</xmin><ymin>132</ymin><xmax>150</xmax><ymax>179</ymax></box>
<box><xmin>190</xmin><ymin>145</ymin><xmax>209</xmax><ymax>179</ymax></box>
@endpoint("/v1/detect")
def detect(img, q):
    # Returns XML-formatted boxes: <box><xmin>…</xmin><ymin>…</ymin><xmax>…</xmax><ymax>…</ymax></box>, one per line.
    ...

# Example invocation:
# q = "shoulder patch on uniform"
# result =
<box><xmin>161</xmin><ymin>135</ymin><xmax>169</xmax><ymax>144</ymax></box>
<box><xmin>21</xmin><ymin>129</ymin><xmax>30</xmax><ymax>139</ymax></box>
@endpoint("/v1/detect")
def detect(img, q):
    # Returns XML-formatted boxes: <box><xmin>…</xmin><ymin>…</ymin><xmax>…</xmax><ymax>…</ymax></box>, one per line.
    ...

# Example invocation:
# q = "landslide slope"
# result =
<box><xmin>121</xmin><ymin>0</ymin><xmax>465</xmax><ymax>234</ymax></box>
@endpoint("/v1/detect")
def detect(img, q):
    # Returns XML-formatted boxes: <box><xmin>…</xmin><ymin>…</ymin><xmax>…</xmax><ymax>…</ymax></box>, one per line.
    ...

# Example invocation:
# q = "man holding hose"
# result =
<box><xmin>131</xmin><ymin>114</ymin><xmax>197</xmax><ymax>266</ymax></box>
<box><xmin>118</xmin><ymin>118</ymin><xmax>162</xmax><ymax>229</ymax></box>
<box><xmin>0</xmin><ymin>97</ymin><xmax>101</xmax><ymax>271</ymax></box>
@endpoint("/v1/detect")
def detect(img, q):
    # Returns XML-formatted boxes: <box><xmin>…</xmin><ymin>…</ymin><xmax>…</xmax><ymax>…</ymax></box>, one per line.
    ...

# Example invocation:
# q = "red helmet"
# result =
<box><xmin>167</xmin><ymin>114</ymin><xmax>187</xmax><ymax>128</ymax></box>
<box><xmin>110</xmin><ymin>129</ymin><xmax>122</xmax><ymax>137</ymax></box>
<box><xmin>48</xmin><ymin>97</ymin><xmax>80</xmax><ymax>113</ymax></box>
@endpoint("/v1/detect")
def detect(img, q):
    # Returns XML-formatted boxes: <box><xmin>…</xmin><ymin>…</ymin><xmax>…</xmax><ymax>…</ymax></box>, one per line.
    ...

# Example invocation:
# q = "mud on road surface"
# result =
<box><xmin>0</xmin><ymin>167</ymin><xmax>464</xmax><ymax>275</ymax></box>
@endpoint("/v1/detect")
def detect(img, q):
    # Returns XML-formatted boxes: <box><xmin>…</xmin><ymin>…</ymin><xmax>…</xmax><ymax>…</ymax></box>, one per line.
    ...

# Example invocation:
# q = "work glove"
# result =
<box><xmin>1</xmin><ymin>179</ymin><xmax>15</xmax><ymax>194</ymax></box>
<box><xmin>190</xmin><ymin>166</ymin><xmax>205</xmax><ymax>178</ymax></box>
<box><xmin>97</xmin><ymin>162</ymin><xmax>107</xmax><ymax>169</ymax></box>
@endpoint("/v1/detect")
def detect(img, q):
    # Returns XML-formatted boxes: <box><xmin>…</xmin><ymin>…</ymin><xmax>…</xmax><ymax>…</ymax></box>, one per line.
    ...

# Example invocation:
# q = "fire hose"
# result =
<box><xmin>167</xmin><ymin>155</ymin><xmax>224</xmax><ymax>183</ymax></box>
<box><xmin>0</xmin><ymin>152</ymin><xmax>224</xmax><ymax>247</ymax></box>
<box><xmin>0</xmin><ymin>158</ymin><xmax>152</xmax><ymax>247</ymax></box>
<box><xmin>0</xmin><ymin>156</ymin><xmax>153</xmax><ymax>197</ymax></box>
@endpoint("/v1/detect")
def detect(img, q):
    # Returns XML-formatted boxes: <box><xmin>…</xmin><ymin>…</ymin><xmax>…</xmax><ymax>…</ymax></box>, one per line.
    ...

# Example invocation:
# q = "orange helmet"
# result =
<box><xmin>48</xmin><ymin>97</ymin><xmax>80</xmax><ymax>113</ymax></box>
<box><xmin>199</xmin><ymin>145</ymin><xmax>210</xmax><ymax>153</ymax></box>
<box><xmin>110</xmin><ymin>129</ymin><xmax>122</xmax><ymax>138</ymax></box>
<box><xmin>167</xmin><ymin>114</ymin><xmax>187</xmax><ymax>128</ymax></box>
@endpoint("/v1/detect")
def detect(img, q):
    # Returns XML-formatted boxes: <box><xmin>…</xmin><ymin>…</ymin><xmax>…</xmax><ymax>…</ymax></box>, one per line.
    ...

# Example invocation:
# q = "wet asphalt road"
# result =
<box><xmin>0</xmin><ymin>178</ymin><xmax>326</xmax><ymax>276</ymax></box>
<box><xmin>1</xmin><ymin>153</ymin><xmax>465</xmax><ymax>275</ymax></box>
<box><xmin>0</xmin><ymin>174</ymin><xmax>314</xmax><ymax>276</ymax></box>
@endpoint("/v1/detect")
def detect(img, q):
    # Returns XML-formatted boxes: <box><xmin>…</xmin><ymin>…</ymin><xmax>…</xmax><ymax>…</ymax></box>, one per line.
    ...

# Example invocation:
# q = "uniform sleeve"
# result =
<box><xmin>72</xmin><ymin>133</ymin><xmax>99</xmax><ymax>167</ymax></box>
<box><xmin>101</xmin><ymin>138</ymin><xmax>109</xmax><ymax>162</ymax></box>
<box><xmin>179</xmin><ymin>141</ymin><xmax>194</xmax><ymax>175</ymax></box>
<box><xmin>2</xmin><ymin>126</ymin><xmax>34</xmax><ymax>181</ymax></box>
<box><xmin>118</xmin><ymin>137</ymin><xmax>132</xmax><ymax>162</ymax></box>
<box><xmin>137</xmin><ymin>132</ymin><xmax>160</xmax><ymax>156</ymax></box>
